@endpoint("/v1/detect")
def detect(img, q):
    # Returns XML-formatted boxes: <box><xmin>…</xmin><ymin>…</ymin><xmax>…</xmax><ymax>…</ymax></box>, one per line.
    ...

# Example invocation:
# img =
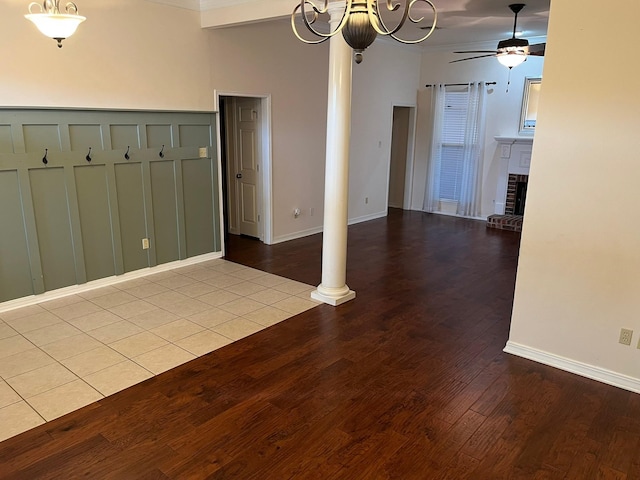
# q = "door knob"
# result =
<box><xmin>236</xmin><ymin>173</ymin><xmax>243</xmax><ymax>179</ymax></box>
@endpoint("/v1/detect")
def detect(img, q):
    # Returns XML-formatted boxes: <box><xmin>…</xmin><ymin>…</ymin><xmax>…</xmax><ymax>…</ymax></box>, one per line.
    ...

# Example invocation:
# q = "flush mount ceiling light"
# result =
<box><xmin>291</xmin><ymin>0</ymin><xmax>438</xmax><ymax>64</ymax></box>
<box><xmin>25</xmin><ymin>0</ymin><xmax>86</xmax><ymax>48</ymax></box>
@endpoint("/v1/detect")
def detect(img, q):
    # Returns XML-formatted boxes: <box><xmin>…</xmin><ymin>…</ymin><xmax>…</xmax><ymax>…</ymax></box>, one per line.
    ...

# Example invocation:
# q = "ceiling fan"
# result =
<box><xmin>451</xmin><ymin>3</ymin><xmax>546</xmax><ymax>69</ymax></box>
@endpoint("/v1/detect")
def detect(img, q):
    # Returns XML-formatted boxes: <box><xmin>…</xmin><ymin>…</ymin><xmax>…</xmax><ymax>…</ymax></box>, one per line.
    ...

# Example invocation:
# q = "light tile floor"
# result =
<box><xmin>0</xmin><ymin>259</ymin><xmax>320</xmax><ymax>442</ymax></box>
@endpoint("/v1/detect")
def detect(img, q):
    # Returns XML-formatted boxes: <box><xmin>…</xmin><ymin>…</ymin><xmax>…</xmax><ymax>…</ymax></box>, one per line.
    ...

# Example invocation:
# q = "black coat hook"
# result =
<box><xmin>86</xmin><ymin>147</ymin><xmax>92</xmax><ymax>162</ymax></box>
<box><xmin>42</xmin><ymin>148</ymin><xmax>48</xmax><ymax>165</ymax></box>
<box><xmin>159</xmin><ymin>145</ymin><xmax>165</xmax><ymax>158</ymax></box>
<box><xmin>125</xmin><ymin>146</ymin><xmax>130</xmax><ymax>160</ymax></box>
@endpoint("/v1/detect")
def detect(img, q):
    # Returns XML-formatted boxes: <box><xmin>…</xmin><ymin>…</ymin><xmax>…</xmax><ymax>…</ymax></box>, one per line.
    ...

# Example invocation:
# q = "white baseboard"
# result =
<box><xmin>0</xmin><ymin>251</ymin><xmax>223</xmax><ymax>314</ymax></box>
<box><xmin>504</xmin><ymin>341</ymin><xmax>640</xmax><ymax>394</ymax></box>
<box><xmin>348</xmin><ymin>211</ymin><xmax>388</xmax><ymax>226</ymax></box>
<box><xmin>271</xmin><ymin>211</ymin><xmax>389</xmax><ymax>245</ymax></box>
<box><xmin>271</xmin><ymin>226</ymin><xmax>324</xmax><ymax>245</ymax></box>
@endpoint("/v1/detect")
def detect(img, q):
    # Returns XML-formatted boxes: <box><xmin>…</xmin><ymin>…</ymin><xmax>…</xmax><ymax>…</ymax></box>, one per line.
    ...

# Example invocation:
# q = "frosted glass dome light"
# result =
<box><xmin>497</xmin><ymin>50</ymin><xmax>527</xmax><ymax>68</ymax></box>
<box><xmin>25</xmin><ymin>1</ymin><xmax>86</xmax><ymax>48</ymax></box>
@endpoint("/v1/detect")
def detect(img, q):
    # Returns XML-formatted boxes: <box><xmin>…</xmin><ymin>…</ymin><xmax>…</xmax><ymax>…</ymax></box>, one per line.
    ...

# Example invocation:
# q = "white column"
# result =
<box><xmin>311</xmin><ymin>2</ymin><xmax>356</xmax><ymax>306</ymax></box>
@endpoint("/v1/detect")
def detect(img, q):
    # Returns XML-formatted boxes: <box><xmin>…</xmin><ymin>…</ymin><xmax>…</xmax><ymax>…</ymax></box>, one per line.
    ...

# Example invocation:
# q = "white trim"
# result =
<box><xmin>425</xmin><ymin>210</ymin><xmax>486</xmax><ymax>222</ymax></box>
<box><xmin>504</xmin><ymin>341</ymin><xmax>640</xmax><ymax>394</ymax></box>
<box><xmin>214</xmin><ymin>109</ymin><xmax>227</xmax><ymax>254</ymax></box>
<box><xmin>0</xmin><ymin>252</ymin><xmax>223</xmax><ymax>314</ymax></box>
<box><xmin>270</xmin><ymin>211</ymin><xmax>389</xmax><ymax>244</ymax></box>
<box><xmin>200</xmin><ymin>0</ymin><xmax>255</xmax><ymax>9</ymax></box>
<box><xmin>494</xmin><ymin>136</ymin><xmax>534</xmax><ymax>145</ymax></box>
<box><xmin>348</xmin><ymin>211</ymin><xmax>388</xmax><ymax>226</ymax></box>
<box><xmin>144</xmin><ymin>0</ymin><xmax>201</xmax><ymax>11</ymax></box>
<box><xmin>214</xmin><ymin>90</ymin><xmax>273</xmax><ymax>246</ymax></box>
<box><xmin>387</xmin><ymin>103</ymin><xmax>418</xmax><ymax>212</ymax></box>
<box><xmin>272</xmin><ymin>226</ymin><xmax>324</xmax><ymax>245</ymax></box>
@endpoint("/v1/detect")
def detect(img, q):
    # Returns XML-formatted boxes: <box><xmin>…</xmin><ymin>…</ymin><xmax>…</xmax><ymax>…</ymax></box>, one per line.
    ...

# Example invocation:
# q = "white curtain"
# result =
<box><xmin>423</xmin><ymin>82</ymin><xmax>487</xmax><ymax>217</ymax></box>
<box><xmin>457</xmin><ymin>82</ymin><xmax>487</xmax><ymax>217</ymax></box>
<box><xmin>423</xmin><ymin>84</ymin><xmax>445</xmax><ymax>212</ymax></box>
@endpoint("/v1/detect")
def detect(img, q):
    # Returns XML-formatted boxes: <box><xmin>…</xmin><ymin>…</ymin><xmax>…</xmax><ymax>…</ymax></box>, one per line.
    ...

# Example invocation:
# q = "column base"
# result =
<box><xmin>311</xmin><ymin>285</ymin><xmax>356</xmax><ymax>306</ymax></box>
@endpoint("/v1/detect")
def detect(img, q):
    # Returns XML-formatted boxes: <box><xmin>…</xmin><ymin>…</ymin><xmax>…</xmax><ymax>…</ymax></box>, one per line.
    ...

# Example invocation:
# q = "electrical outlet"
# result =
<box><xmin>142</xmin><ymin>238</ymin><xmax>150</xmax><ymax>250</ymax></box>
<box><xmin>310</xmin><ymin>207</ymin><xmax>314</xmax><ymax>216</ymax></box>
<box><xmin>619</xmin><ymin>328</ymin><xmax>633</xmax><ymax>346</ymax></box>
<box><xmin>293</xmin><ymin>208</ymin><xmax>300</xmax><ymax>218</ymax></box>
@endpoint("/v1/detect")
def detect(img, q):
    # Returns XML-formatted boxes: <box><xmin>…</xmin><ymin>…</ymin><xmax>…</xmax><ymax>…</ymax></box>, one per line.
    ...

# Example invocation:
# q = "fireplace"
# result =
<box><xmin>505</xmin><ymin>174</ymin><xmax>529</xmax><ymax>215</ymax></box>
<box><xmin>486</xmin><ymin>174</ymin><xmax>529</xmax><ymax>232</ymax></box>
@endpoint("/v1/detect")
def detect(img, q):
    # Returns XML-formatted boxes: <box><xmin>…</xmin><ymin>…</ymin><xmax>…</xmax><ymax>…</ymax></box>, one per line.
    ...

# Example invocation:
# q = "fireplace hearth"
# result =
<box><xmin>487</xmin><ymin>174</ymin><xmax>529</xmax><ymax>232</ymax></box>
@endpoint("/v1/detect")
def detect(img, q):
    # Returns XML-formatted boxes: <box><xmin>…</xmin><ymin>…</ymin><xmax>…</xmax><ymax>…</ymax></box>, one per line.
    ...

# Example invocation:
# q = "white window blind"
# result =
<box><xmin>439</xmin><ymin>89</ymin><xmax>469</xmax><ymax>201</ymax></box>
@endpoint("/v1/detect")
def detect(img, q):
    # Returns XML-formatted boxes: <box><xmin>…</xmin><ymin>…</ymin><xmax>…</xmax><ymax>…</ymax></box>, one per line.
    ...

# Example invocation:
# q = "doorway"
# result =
<box><xmin>388</xmin><ymin>106</ymin><xmax>415</xmax><ymax>210</ymax></box>
<box><xmin>220</xmin><ymin>95</ymin><xmax>266</xmax><ymax>244</ymax></box>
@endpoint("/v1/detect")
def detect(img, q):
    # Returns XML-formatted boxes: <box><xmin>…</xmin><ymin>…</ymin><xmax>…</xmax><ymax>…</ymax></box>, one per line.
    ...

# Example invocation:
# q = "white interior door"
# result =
<box><xmin>235</xmin><ymin>98</ymin><xmax>260</xmax><ymax>238</ymax></box>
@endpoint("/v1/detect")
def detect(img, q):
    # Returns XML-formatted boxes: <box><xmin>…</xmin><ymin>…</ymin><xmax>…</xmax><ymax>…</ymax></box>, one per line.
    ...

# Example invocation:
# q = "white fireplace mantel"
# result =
<box><xmin>494</xmin><ymin>136</ymin><xmax>534</xmax><ymax>215</ymax></box>
<box><xmin>494</xmin><ymin>136</ymin><xmax>534</xmax><ymax>145</ymax></box>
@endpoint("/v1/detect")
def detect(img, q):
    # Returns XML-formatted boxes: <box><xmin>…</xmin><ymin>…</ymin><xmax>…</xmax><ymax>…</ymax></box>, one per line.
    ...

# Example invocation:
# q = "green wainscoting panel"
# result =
<box><xmin>110</xmin><ymin>125</ymin><xmax>141</xmax><ymax>150</ymax></box>
<box><xmin>0</xmin><ymin>171</ymin><xmax>34</xmax><ymax>301</ymax></box>
<box><xmin>147</xmin><ymin>125</ymin><xmax>173</xmax><ymax>149</ymax></box>
<box><xmin>179</xmin><ymin>125</ymin><xmax>211</xmax><ymax>148</ymax></box>
<box><xmin>115</xmin><ymin>162</ymin><xmax>150</xmax><ymax>272</ymax></box>
<box><xmin>29</xmin><ymin>168</ymin><xmax>77</xmax><ymax>291</ymax></box>
<box><xmin>150</xmin><ymin>161</ymin><xmax>180</xmax><ymax>264</ymax></box>
<box><xmin>74</xmin><ymin>165</ymin><xmax>116</xmax><ymax>281</ymax></box>
<box><xmin>0</xmin><ymin>125</ymin><xmax>13</xmax><ymax>154</ymax></box>
<box><xmin>0</xmin><ymin>109</ymin><xmax>218</xmax><ymax>303</ymax></box>
<box><xmin>182</xmin><ymin>158</ymin><xmax>215</xmax><ymax>258</ymax></box>
<box><xmin>23</xmin><ymin>125</ymin><xmax>62</xmax><ymax>153</ymax></box>
<box><xmin>69</xmin><ymin>124</ymin><xmax>104</xmax><ymax>152</ymax></box>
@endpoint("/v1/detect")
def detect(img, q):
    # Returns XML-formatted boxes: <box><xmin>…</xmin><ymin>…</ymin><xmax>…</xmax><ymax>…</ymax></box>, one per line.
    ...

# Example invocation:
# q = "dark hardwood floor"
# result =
<box><xmin>1</xmin><ymin>209</ymin><xmax>639</xmax><ymax>479</ymax></box>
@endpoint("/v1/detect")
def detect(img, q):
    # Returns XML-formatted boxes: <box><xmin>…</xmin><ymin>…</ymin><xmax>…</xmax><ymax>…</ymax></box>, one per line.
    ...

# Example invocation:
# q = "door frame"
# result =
<box><xmin>215</xmin><ymin>90</ymin><xmax>273</xmax><ymax>249</ymax></box>
<box><xmin>387</xmin><ymin>103</ymin><xmax>417</xmax><ymax>211</ymax></box>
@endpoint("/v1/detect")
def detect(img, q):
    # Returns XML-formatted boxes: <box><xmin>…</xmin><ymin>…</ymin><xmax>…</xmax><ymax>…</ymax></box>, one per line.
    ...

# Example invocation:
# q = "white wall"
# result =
<box><xmin>3</xmin><ymin>0</ymin><xmax>541</xmax><ymax>243</ymax></box>
<box><xmin>208</xmin><ymin>20</ymin><xmax>329</xmax><ymax>242</ymax></box>
<box><xmin>508</xmin><ymin>0</ymin><xmax>640</xmax><ymax>391</ymax></box>
<box><xmin>348</xmin><ymin>40</ymin><xmax>423</xmax><ymax>222</ymax></box>
<box><xmin>412</xmin><ymin>45</ymin><xmax>545</xmax><ymax>216</ymax></box>
<box><xmin>208</xmin><ymin>23</ymin><xmax>424</xmax><ymax>240</ymax></box>
<box><xmin>1</xmin><ymin>0</ymin><xmax>212</xmax><ymax>110</ymax></box>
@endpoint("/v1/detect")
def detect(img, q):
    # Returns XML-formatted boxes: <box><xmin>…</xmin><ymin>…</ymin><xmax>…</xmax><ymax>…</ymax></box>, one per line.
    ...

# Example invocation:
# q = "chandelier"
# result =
<box><xmin>291</xmin><ymin>0</ymin><xmax>437</xmax><ymax>64</ymax></box>
<box><xmin>25</xmin><ymin>0</ymin><xmax>86</xmax><ymax>48</ymax></box>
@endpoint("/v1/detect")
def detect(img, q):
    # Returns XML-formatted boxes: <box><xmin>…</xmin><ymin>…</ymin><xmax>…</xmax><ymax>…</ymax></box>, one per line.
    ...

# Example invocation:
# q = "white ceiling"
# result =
<box><xmin>145</xmin><ymin>0</ymin><xmax>550</xmax><ymax>49</ymax></box>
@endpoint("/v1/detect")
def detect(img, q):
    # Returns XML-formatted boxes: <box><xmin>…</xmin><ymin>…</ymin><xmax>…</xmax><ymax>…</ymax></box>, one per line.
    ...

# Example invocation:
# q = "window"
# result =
<box><xmin>424</xmin><ymin>82</ymin><xmax>487</xmax><ymax>218</ymax></box>
<box><xmin>439</xmin><ymin>89</ymin><xmax>469</xmax><ymax>201</ymax></box>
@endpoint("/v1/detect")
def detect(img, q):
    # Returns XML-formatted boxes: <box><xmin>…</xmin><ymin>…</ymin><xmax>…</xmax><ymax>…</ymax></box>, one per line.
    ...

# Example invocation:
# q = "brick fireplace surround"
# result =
<box><xmin>487</xmin><ymin>174</ymin><xmax>529</xmax><ymax>232</ymax></box>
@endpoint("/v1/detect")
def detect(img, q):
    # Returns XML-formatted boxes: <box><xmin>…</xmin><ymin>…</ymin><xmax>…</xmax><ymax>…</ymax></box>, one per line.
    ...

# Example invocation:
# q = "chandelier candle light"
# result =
<box><xmin>25</xmin><ymin>0</ymin><xmax>86</xmax><ymax>48</ymax></box>
<box><xmin>291</xmin><ymin>0</ymin><xmax>438</xmax><ymax>63</ymax></box>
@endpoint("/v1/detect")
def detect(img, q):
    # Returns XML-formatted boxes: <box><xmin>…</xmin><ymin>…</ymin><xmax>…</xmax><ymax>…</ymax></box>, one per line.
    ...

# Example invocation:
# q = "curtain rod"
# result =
<box><xmin>425</xmin><ymin>82</ymin><xmax>497</xmax><ymax>87</ymax></box>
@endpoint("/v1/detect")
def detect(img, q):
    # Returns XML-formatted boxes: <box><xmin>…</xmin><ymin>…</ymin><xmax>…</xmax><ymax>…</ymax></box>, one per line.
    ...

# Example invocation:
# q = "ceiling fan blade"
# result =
<box><xmin>450</xmin><ymin>54</ymin><xmax>497</xmax><ymax>64</ymax></box>
<box><xmin>528</xmin><ymin>43</ymin><xmax>546</xmax><ymax>56</ymax></box>
<box><xmin>453</xmin><ymin>50</ymin><xmax>497</xmax><ymax>54</ymax></box>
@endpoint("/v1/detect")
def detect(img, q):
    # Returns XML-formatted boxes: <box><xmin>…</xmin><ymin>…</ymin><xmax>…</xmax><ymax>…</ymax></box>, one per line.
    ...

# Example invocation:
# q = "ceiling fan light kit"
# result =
<box><xmin>452</xmin><ymin>3</ymin><xmax>545</xmax><ymax>69</ymax></box>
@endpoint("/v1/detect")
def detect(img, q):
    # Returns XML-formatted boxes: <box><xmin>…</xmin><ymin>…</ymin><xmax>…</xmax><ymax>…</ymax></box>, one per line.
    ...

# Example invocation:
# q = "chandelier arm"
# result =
<box><xmin>44</xmin><ymin>0</ymin><xmax>57</xmax><ymax>13</ymax></box>
<box><xmin>368</xmin><ymin>0</ymin><xmax>412</xmax><ymax>37</ymax></box>
<box><xmin>292</xmin><ymin>0</ymin><xmax>351</xmax><ymax>42</ymax></box>
<box><xmin>366</xmin><ymin>0</ymin><xmax>396</xmax><ymax>36</ymax></box>
<box><xmin>64</xmin><ymin>2</ymin><xmax>79</xmax><ymax>14</ymax></box>
<box><xmin>389</xmin><ymin>0</ymin><xmax>437</xmax><ymax>44</ymax></box>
